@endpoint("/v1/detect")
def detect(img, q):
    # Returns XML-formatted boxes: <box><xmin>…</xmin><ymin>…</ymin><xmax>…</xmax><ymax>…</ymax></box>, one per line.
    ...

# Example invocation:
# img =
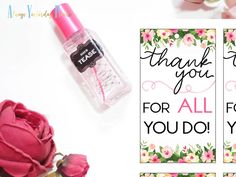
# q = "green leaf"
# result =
<box><xmin>156</xmin><ymin>152</ymin><xmax>162</xmax><ymax>158</ymax></box>
<box><xmin>163</xmin><ymin>38</ymin><xmax>168</xmax><ymax>44</ymax></box>
<box><xmin>175</xmin><ymin>144</ymin><xmax>180</xmax><ymax>154</ymax></box>
<box><xmin>160</xmin><ymin>157</ymin><xmax>167</xmax><ymax>163</ymax></box>
<box><xmin>177</xmin><ymin>39</ymin><xmax>181</xmax><ymax>48</ymax></box>
<box><xmin>188</xmin><ymin>149</ymin><xmax>193</xmax><ymax>153</ymax></box>
<box><xmin>213</xmin><ymin>149</ymin><xmax>216</xmax><ymax>155</ymax></box>
<box><xmin>171</xmin><ymin>153</ymin><xmax>180</xmax><ymax>162</ymax></box>
<box><xmin>159</xmin><ymin>146</ymin><xmax>163</xmax><ymax>152</ymax></box>
<box><xmin>148</xmin><ymin>40</ymin><xmax>152</xmax><ymax>46</ymax></box>
<box><xmin>180</xmin><ymin>151</ymin><xmax>185</xmax><ymax>158</ymax></box>
<box><xmin>232</xmin><ymin>40</ymin><xmax>235</xmax><ymax>46</ymax></box>
<box><xmin>149</xmin><ymin>152</ymin><xmax>154</xmax><ymax>156</ymax></box>
<box><xmin>178</xmin><ymin>30</ymin><xmax>186</xmax><ymax>38</ymax></box>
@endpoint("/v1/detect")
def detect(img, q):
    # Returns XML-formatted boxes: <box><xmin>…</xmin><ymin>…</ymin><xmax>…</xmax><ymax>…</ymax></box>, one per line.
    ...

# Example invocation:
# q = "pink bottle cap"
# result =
<box><xmin>50</xmin><ymin>3</ymin><xmax>84</xmax><ymax>40</ymax></box>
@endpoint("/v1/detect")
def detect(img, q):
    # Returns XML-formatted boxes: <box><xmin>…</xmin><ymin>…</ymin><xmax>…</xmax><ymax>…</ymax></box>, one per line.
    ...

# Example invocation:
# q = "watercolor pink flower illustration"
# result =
<box><xmin>178</xmin><ymin>159</ymin><xmax>185</xmax><ymax>163</ymax></box>
<box><xmin>206</xmin><ymin>30</ymin><xmax>215</xmax><ymax>43</ymax></box>
<box><xmin>224</xmin><ymin>141</ymin><xmax>236</xmax><ymax>163</ymax></box>
<box><xmin>149</xmin><ymin>144</ymin><xmax>156</xmax><ymax>150</ymax></box>
<box><xmin>141</xmin><ymin>29</ymin><xmax>154</xmax><ymax>42</ymax></box>
<box><xmin>158</xmin><ymin>30</ymin><xmax>172</xmax><ymax>39</ymax></box>
<box><xmin>201</xmin><ymin>41</ymin><xmax>207</xmax><ymax>49</ymax></box>
<box><xmin>171</xmin><ymin>173</ymin><xmax>178</xmax><ymax>177</ymax></box>
<box><xmin>140</xmin><ymin>142</ymin><xmax>215</xmax><ymax>163</ymax></box>
<box><xmin>224</xmin><ymin>150</ymin><xmax>233</xmax><ymax>163</ymax></box>
<box><xmin>195</xmin><ymin>173</ymin><xmax>206</xmax><ymax>177</ymax></box>
<box><xmin>141</xmin><ymin>150</ymin><xmax>150</xmax><ymax>163</ymax></box>
<box><xmin>150</xmin><ymin>154</ymin><xmax>161</xmax><ymax>163</ymax></box>
<box><xmin>184</xmin><ymin>153</ymin><xmax>199</xmax><ymax>163</ymax></box>
<box><xmin>183</xmin><ymin>34</ymin><xmax>195</xmax><ymax>46</ymax></box>
<box><xmin>201</xmin><ymin>150</ymin><xmax>214</xmax><ymax>162</ymax></box>
<box><xmin>170</xmin><ymin>29</ymin><xmax>179</xmax><ymax>34</ymax></box>
<box><xmin>224</xmin><ymin>29</ymin><xmax>236</xmax><ymax>50</ymax></box>
<box><xmin>161</xmin><ymin>146</ymin><xmax>174</xmax><ymax>159</ymax></box>
<box><xmin>225</xmin><ymin>30</ymin><xmax>236</xmax><ymax>42</ymax></box>
<box><xmin>196</xmin><ymin>29</ymin><xmax>206</xmax><ymax>37</ymax></box>
<box><xmin>140</xmin><ymin>29</ymin><xmax>215</xmax><ymax>50</ymax></box>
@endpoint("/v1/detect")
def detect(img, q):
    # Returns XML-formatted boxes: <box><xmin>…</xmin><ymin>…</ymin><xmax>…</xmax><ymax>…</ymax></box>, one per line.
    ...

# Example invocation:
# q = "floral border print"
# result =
<box><xmin>223</xmin><ymin>29</ymin><xmax>236</xmax><ymax>163</ymax></box>
<box><xmin>224</xmin><ymin>29</ymin><xmax>236</xmax><ymax>50</ymax></box>
<box><xmin>224</xmin><ymin>174</ymin><xmax>236</xmax><ymax>177</ymax></box>
<box><xmin>140</xmin><ymin>173</ymin><xmax>216</xmax><ymax>177</ymax></box>
<box><xmin>140</xmin><ymin>29</ymin><xmax>215</xmax><ymax>50</ymax></box>
<box><xmin>224</xmin><ymin>142</ymin><xmax>236</xmax><ymax>163</ymax></box>
<box><xmin>141</xmin><ymin>142</ymin><xmax>215</xmax><ymax>163</ymax></box>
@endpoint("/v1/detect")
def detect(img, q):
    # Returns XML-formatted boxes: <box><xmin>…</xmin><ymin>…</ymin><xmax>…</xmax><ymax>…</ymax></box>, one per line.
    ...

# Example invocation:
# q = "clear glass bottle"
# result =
<box><xmin>51</xmin><ymin>3</ymin><xmax>131</xmax><ymax>110</ymax></box>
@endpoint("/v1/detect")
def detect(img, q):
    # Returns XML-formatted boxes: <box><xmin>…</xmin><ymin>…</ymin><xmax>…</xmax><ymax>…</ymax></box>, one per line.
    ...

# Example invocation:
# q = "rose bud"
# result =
<box><xmin>57</xmin><ymin>154</ymin><xmax>89</xmax><ymax>177</ymax></box>
<box><xmin>0</xmin><ymin>100</ymin><xmax>56</xmax><ymax>177</ymax></box>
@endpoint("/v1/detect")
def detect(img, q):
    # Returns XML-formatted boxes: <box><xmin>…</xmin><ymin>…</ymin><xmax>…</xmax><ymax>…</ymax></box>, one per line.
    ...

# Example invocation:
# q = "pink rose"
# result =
<box><xmin>178</xmin><ymin>159</ymin><xmax>185</xmax><ymax>163</ymax></box>
<box><xmin>141</xmin><ymin>29</ymin><xmax>154</xmax><ymax>42</ymax></box>
<box><xmin>150</xmin><ymin>155</ymin><xmax>160</xmax><ymax>163</ymax></box>
<box><xmin>0</xmin><ymin>100</ymin><xmax>56</xmax><ymax>177</ymax></box>
<box><xmin>161</xmin><ymin>146</ymin><xmax>173</xmax><ymax>159</ymax></box>
<box><xmin>195</xmin><ymin>173</ymin><xmax>205</xmax><ymax>177</ymax></box>
<box><xmin>196</xmin><ymin>29</ymin><xmax>205</xmax><ymax>37</ymax></box>
<box><xmin>57</xmin><ymin>154</ymin><xmax>89</xmax><ymax>177</ymax></box>
<box><xmin>183</xmin><ymin>34</ymin><xmax>195</xmax><ymax>46</ymax></box>
<box><xmin>171</xmin><ymin>173</ymin><xmax>179</xmax><ymax>177</ymax></box>
<box><xmin>149</xmin><ymin>144</ymin><xmax>155</xmax><ymax>150</ymax></box>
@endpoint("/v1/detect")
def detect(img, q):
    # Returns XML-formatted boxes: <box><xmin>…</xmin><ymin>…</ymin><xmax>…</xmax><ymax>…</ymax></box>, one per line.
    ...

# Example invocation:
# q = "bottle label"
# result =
<box><xmin>70</xmin><ymin>40</ymin><xmax>103</xmax><ymax>72</ymax></box>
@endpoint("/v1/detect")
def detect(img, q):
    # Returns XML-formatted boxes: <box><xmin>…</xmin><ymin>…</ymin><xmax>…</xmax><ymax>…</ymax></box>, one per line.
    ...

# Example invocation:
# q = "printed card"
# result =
<box><xmin>224</xmin><ymin>174</ymin><xmax>236</xmax><ymax>177</ymax></box>
<box><xmin>140</xmin><ymin>29</ymin><xmax>216</xmax><ymax>163</ymax></box>
<box><xmin>223</xmin><ymin>29</ymin><xmax>236</xmax><ymax>163</ymax></box>
<box><xmin>140</xmin><ymin>173</ymin><xmax>216</xmax><ymax>177</ymax></box>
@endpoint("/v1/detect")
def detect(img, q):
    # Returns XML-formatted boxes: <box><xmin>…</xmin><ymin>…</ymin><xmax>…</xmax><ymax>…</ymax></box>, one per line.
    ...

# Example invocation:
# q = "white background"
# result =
<box><xmin>0</xmin><ymin>0</ymin><xmax>236</xmax><ymax>177</ymax></box>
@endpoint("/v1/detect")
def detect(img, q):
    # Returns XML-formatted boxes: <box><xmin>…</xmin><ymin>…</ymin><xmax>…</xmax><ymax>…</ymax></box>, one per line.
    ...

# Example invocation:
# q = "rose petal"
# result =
<box><xmin>0</xmin><ymin>123</ymin><xmax>51</xmax><ymax>162</ymax></box>
<box><xmin>0</xmin><ymin>100</ymin><xmax>15</xmax><ymax>112</ymax></box>
<box><xmin>0</xmin><ymin>159</ymin><xmax>32</xmax><ymax>177</ymax></box>
<box><xmin>0</xmin><ymin>107</ymin><xmax>16</xmax><ymax>126</ymax></box>
<box><xmin>0</xmin><ymin>138</ymin><xmax>47</xmax><ymax>177</ymax></box>
<box><xmin>28</xmin><ymin>111</ymin><xmax>52</xmax><ymax>140</ymax></box>
<box><xmin>41</xmin><ymin>141</ymin><xmax>56</xmax><ymax>168</ymax></box>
